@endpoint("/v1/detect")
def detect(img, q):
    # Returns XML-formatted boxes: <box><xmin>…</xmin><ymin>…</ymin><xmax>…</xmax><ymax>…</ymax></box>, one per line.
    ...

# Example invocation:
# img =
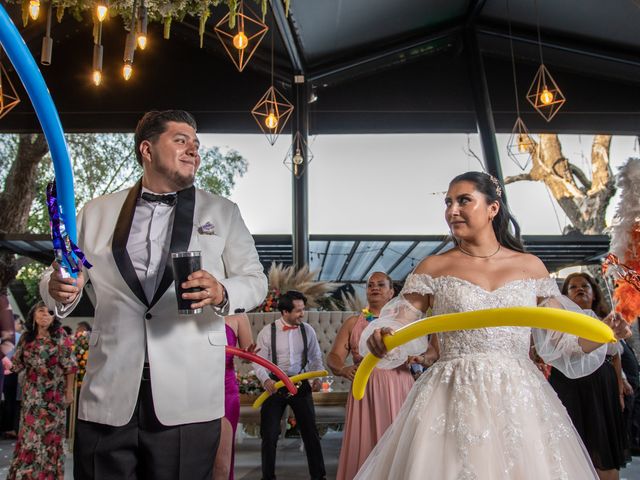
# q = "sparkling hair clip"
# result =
<box><xmin>488</xmin><ymin>174</ymin><xmax>503</xmax><ymax>198</ymax></box>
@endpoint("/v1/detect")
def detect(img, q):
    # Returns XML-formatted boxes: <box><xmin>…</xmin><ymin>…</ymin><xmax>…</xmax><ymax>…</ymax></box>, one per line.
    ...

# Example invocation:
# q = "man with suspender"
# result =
<box><xmin>254</xmin><ymin>290</ymin><xmax>327</xmax><ymax>480</ymax></box>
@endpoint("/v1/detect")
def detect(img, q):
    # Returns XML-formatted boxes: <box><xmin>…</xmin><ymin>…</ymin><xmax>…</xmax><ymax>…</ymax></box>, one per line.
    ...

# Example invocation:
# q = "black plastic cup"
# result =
<box><xmin>171</xmin><ymin>251</ymin><xmax>203</xmax><ymax>315</ymax></box>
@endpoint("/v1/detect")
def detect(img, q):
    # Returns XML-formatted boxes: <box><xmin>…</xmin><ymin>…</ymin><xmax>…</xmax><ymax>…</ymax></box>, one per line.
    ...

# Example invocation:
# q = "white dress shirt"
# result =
<box><xmin>254</xmin><ymin>318</ymin><xmax>325</xmax><ymax>385</ymax></box>
<box><xmin>128</xmin><ymin>187</ymin><xmax>176</xmax><ymax>301</ymax></box>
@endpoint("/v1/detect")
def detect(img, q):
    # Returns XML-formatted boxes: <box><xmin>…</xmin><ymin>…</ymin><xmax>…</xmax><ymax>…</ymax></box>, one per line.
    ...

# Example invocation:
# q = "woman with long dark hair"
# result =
<box><xmin>550</xmin><ymin>272</ymin><xmax>627</xmax><ymax>480</ymax></box>
<box><xmin>7</xmin><ymin>301</ymin><xmax>77</xmax><ymax>479</ymax></box>
<box><xmin>354</xmin><ymin>171</ymin><xmax>630</xmax><ymax>479</ymax></box>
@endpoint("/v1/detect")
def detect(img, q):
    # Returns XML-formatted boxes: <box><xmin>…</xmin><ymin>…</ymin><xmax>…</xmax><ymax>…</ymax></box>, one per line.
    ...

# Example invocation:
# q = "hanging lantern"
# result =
<box><xmin>526</xmin><ymin>64</ymin><xmax>566</xmax><ymax>122</ymax></box>
<box><xmin>251</xmin><ymin>86</ymin><xmax>294</xmax><ymax>145</ymax></box>
<box><xmin>283</xmin><ymin>131</ymin><xmax>314</xmax><ymax>178</ymax></box>
<box><xmin>214</xmin><ymin>1</ymin><xmax>268</xmax><ymax>72</ymax></box>
<box><xmin>0</xmin><ymin>60</ymin><xmax>21</xmax><ymax>119</ymax></box>
<box><xmin>506</xmin><ymin>117</ymin><xmax>537</xmax><ymax>171</ymax></box>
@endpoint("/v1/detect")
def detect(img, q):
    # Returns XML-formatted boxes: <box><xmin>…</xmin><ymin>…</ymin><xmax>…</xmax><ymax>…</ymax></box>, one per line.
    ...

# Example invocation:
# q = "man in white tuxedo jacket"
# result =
<box><xmin>40</xmin><ymin>110</ymin><xmax>267</xmax><ymax>479</ymax></box>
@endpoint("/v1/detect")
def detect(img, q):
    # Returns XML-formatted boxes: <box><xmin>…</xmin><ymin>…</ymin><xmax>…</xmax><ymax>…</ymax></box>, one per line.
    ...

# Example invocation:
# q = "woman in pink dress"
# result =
<box><xmin>328</xmin><ymin>271</ymin><xmax>414</xmax><ymax>480</ymax></box>
<box><xmin>214</xmin><ymin>312</ymin><xmax>256</xmax><ymax>480</ymax></box>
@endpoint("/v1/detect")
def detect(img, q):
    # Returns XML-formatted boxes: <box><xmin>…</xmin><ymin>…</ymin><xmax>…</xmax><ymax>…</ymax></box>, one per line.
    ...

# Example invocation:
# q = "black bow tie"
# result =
<box><xmin>141</xmin><ymin>192</ymin><xmax>177</xmax><ymax>206</ymax></box>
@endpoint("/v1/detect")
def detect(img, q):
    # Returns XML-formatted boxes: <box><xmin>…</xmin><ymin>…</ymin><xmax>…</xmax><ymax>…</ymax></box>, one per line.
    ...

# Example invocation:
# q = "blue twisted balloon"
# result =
<box><xmin>0</xmin><ymin>4</ymin><xmax>81</xmax><ymax>276</ymax></box>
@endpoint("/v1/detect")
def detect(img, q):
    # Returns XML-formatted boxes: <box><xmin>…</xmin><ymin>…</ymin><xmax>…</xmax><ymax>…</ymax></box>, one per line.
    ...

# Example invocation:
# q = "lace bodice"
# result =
<box><xmin>404</xmin><ymin>275</ymin><xmax>558</xmax><ymax>361</ymax></box>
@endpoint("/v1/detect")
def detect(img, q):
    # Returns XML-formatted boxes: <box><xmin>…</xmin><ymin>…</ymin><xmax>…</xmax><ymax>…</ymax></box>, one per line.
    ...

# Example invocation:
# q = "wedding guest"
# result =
<box><xmin>355</xmin><ymin>171</ymin><xmax>630</xmax><ymax>480</ymax></box>
<box><xmin>328</xmin><ymin>271</ymin><xmax>414</xmax><ymax>480</ymax></box>
<box><xmin>1</xmin><ymin>316</ymin><xmax>23</xmax><ymax>439</ymax></box>
<box><xmin>620</xmin><ymin>338</ymin><xmax>639</xmax><ymax>457</ymax></box>
<box><xmin>214</xmin><ymin>311</ymin><xmax>257</xmax><ymax>480</ymax></box>
<box><xmin>7</xmin><ymin>302</ymin><xmax>76</xmax><ymax>479</ymax></box>
<box><xmin>75</xmin><ymin>321</ymin><xmax>92</xmax><ymax>334</ymax></box>
<box><xmin>550</xmin><ymin>272</ymin><xmax>627</xmax><ymax>480</ymax></box>
<box><xmin>254</xmin><ymin>291</ymin><xmax>326</xmax><ymax>480</ymax></box>
<box><xmin>40</xmin><ymin>110</ymin><xmax>267</xmax><ymax>479</ymax></box>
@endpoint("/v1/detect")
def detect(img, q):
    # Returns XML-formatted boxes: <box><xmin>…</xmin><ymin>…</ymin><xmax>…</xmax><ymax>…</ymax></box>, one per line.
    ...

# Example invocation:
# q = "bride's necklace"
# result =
<box><xmin>458</xmin><ymin>243</ymin><xmax>501</xmax><ymax>259</ymax></box>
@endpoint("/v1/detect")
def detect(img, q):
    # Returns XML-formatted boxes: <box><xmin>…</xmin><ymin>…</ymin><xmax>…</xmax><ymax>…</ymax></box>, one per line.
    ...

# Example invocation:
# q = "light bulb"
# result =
<box><xmin>517</xmin><ymin>134</ymin><xmax>529</xmax><ymax>153</ymax></box>
<box><xmin>233</xmin><ymin>32</ymin><xmax>248</xmax><ymax>50</ymax></box>
<box><xmin>540</xmin><ymin>88</ymin><xmax>554</xmax><ymax>106</ymax></box>
<box><xmin>123</xmin><ymin>62</ymin><xmax>133</xmax><ymax>81</ymax></box>
<box><xmin>92</xmin><ymin>70</ymin><xmax>102</xmax><ymax>86</ymax></box>
<box><xmin>28</xmin><ymin>0</ymin><xmax>40</xmax><ymax>20</ymax></box>
<box><xmin>292</xmin><ymin>149</ymin><xmax>304</xmax><ymax>165</ymax></box>
<box><xmin>265</xmin><ymin>112</ymin><xmax>278</xmax><ymax>130</ymax></box>
<box><xmin>137</xmin><ymin>34</ymin><xmax>147</xmax><ymax>50</ymax></box>
<box><xmin>96</xmin><ymin>3</ymin><xmax>108</xmax><ymax>22</ymax></box>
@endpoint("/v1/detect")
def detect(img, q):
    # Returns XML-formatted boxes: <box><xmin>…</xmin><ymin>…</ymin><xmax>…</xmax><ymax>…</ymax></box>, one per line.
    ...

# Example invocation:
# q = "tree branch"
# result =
<box><xmin>504</xmin><ymin>173</ymin><xmax>533</xmax><ymax>185</ymax></box>
<box><xmin>568</xmin><ymin>164</ymin><xmax>592</xmax><ymax>191</ymax></box>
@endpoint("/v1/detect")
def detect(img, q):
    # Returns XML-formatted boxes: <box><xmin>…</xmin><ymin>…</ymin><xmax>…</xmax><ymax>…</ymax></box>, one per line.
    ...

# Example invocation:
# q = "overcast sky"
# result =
<box><xmin>199</xmin><ymin>133</ymin><xmax>638</xmax><ymax>236</ymax></box>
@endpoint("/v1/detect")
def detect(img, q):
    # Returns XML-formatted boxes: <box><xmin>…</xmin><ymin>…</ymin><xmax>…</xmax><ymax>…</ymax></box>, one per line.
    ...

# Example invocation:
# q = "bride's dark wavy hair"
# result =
<box><xmin>449</xmin><ymin>171</ymin><xmax>525</xmax><ymax>253</ymax></box>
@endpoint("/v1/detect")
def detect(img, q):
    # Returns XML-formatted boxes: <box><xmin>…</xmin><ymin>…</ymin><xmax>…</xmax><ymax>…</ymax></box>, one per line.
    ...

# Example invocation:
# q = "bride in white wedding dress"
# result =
<box><xmin>355</xmin><ymin>172</ymin><xmax>631</xmax><ymax>480</ymax></box>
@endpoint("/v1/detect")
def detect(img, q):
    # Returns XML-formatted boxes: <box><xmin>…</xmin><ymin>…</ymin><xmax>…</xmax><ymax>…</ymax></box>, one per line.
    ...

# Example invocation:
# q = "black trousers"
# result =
<box><xmin>74</xmin><ymin>369</ymin><xmax>220</xmax><ymax>480</ymax></box>
<box><xmin>1</xmin><ymin>372</ymin><xmax>20</xmax><ymax>433</ymax></box>
<box><xmin>260</xmin><ymin>380</ymin><xmax>325</xmax><ymax>480</ymax></box>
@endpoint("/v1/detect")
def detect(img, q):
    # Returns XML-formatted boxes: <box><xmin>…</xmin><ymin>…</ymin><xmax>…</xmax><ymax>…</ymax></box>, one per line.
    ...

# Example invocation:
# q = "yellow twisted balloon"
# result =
<box><xmin>352</xmin><ymin>307</ymin><xmax>615</xmax><ymax>400</ymax></box>
<box><xmin>252</xmin><ymin>370</ymin><xmax>329</xmax><ymax>409</ymax></box>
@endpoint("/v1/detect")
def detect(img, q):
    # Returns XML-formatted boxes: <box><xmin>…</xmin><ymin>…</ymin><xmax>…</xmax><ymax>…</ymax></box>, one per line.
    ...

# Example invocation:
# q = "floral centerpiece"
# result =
<box><xmin>237</xmin><ymin>370</ymin><xmax>262</xmax><ymax>396</ymax></box>
<box><xmin>72</xmin><ymin>331</ymin><xmax>89</xmax><ymax>388</ymax></box>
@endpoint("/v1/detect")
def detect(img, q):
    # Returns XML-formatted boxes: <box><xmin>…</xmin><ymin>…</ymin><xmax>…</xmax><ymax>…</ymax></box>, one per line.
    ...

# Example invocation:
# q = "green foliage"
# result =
<box><xmin>15</xmin><ymin>262</ymin><xmax>46</xmax><ymax>306</ymax></box>
<box><xmin>196</xmin><ymin>146</ymin><xmax>248</xmax><ymax>196</ymax></box>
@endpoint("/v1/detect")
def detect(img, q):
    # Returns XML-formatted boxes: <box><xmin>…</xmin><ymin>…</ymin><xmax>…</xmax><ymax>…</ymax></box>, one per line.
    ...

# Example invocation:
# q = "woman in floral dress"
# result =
<box><xmin>8</xmin><ymin>301</ymin><xmax>77</xmax><ymax>480</ymax></box>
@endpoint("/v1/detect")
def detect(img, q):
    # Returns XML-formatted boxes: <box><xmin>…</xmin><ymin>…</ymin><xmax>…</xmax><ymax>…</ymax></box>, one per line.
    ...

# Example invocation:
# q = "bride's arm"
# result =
<box><xmin>359</xmin><ymin>279</ymin><xmax>433</xmax><ymax>369</ymax></box>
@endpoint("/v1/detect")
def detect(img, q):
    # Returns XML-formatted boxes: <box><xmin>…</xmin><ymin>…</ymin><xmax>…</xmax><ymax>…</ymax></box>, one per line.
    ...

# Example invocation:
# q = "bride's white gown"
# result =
<box><xmin>354</xmin><ymin>274</ymin><xmax>606</xmax><ymax>480</ymax></box>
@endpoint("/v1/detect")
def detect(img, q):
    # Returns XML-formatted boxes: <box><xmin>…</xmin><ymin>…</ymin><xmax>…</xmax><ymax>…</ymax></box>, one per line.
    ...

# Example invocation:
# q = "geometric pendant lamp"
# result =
<box><xmin>214</xmin><ymin>1</ymin><xmax>267</xmax><ymax>72</ymax></box>
<box><xmin>251</xmin><ymin>85</ymin><xmax>294</xmax><ymax>145</ymax></box>
<box><xmin>507</xmin><ymin>117</ymin><xmax>536</xmax><ymax>171</ymax></box>
<box><xmin>526</xmin><ymin>63</ymin><xmax>566</xmax><ymax>122</ymax></box>
<box><xmin>526</xmin><ymin>0</ymin><xmax>566</xmax><ymax>122</ymax></box>
<box><xmin>0</xmin><ymin>60</ymin><xmax>21</xmax><ymax>120</ymax></box>
<box><xmin>283</xmin><ymin>131</ymin><xmax>313</xmax><ymax>177</ymax></box>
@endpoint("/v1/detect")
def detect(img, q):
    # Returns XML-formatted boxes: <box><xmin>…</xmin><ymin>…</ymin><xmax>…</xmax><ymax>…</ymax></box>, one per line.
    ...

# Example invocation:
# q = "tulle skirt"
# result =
<box><xmin>354</xmin><ymin>353</ymin><xmax>597</xmax><ymax>480</ymax></box>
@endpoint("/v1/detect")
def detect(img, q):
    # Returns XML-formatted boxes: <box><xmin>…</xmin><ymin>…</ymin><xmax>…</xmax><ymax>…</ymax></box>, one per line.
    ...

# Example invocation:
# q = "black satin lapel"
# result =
<box><xmin>112</xmin><ymin>180</ymin><xmax>149</xmax><ymax>308</ymax></box>
<box><xmin>150</xmin><ymin>185</ymin><xmax>196</xmax><ymax>308</ymax></box>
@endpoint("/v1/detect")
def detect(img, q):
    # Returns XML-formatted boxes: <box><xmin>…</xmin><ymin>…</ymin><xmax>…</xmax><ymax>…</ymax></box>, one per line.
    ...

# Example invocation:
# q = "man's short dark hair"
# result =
<box><xmin>278</xmin><ymin>290</ymin><xmax>307</xmax><ymax>313</ymax></box>
<box><xmin>134</xmin><ymin>110</ymin><xmax>197</xmax><ymax>165</ymax></box>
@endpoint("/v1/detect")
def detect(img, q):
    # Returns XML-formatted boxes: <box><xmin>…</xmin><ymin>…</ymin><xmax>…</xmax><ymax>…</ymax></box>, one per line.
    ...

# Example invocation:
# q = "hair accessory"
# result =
<box><xmin>488</xmin><ymin>174</ymin><xmax>503</xmax><ymax>198</ymax></box>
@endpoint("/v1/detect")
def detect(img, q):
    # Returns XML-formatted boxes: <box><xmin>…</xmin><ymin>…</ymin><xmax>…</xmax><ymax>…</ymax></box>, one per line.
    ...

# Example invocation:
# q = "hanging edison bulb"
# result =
<box><xmin>137</xmin><ymin>4</ymin><xmax>148</xmax><ymax>50</ymax></box>
<box><xmin>233</xmin><ymin>32</ymin><xmax>248</xmax><ymax>50</ymax></box>
<box><xmin>92</xmin><ymin>70</ymin><xmax>102</xmax><ymax>86</ymax></box>
<box><xmin>137</xmin><ymin>34</ymin><xmax>147</xmax><ymax>50</ymax></box>
<box><xmin>123</xmin><ymin>62</ymin><xmax>133</xmax><ymax>80</ymax></box>
<box><xmin>292</xmin><ymin>149</ymin><xmax>304</xmax><ymax>165</ymax></box>
<box><xmin>29</xmin><ymin>0</ymin><xmax>40</xmax><ymax>20</ymax></box>
<box><xmin>517</xmin><ymin>134</ymin><xmax>530</xmax><ymax>153</ymax></box>
<box><xmin>539</xmin><ymin>87</ymin><xmax>554</xmax><ymax>105</ymax></box>
<box><xmin>265</xmin><ymin>112</ymin><xmax>278</xmax><ymax>130</ymax></box>
<box><xmin>96</xmin><ymin>1</ymin><xmax>108</xmax><ymax>22</ymax></box>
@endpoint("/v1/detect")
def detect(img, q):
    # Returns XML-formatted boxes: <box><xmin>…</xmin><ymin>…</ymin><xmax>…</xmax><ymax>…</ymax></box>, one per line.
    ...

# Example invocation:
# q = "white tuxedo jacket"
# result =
<box><xmin>40</xmin><ymin>181</ymin><xmax>267</xmax><ymax>426</ymax></box>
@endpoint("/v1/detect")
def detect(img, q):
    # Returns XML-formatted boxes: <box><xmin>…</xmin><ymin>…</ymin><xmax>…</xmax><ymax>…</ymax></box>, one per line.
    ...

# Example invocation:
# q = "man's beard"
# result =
<box><xmin>156</xmin><ymin>163</ymin><xmax>195</xmax><ymax>191</ymax></box>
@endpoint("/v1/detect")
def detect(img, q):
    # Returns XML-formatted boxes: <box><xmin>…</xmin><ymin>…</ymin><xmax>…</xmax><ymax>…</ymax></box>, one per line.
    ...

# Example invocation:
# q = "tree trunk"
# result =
<box><xmin>504</xmin><ymin>134</ymin><xmax>615</xmax><ymax>235</ymax></box>
<box><xmin>0</xmin><ymin>134</ymin><xmax>49</xmax><ymax>294</ymax></box>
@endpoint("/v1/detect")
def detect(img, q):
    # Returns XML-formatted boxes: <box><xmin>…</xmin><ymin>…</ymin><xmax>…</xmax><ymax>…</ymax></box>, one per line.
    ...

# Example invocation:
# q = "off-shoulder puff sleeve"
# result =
<box><xmin>531</xmin><ymin>277</ymin><xmax>607</xmax><ymax>379</ymax></box>
<box><xmin>358</xmin><ymin>274</ymin><xmax>433</xmax><ymax>369</ymax></box>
